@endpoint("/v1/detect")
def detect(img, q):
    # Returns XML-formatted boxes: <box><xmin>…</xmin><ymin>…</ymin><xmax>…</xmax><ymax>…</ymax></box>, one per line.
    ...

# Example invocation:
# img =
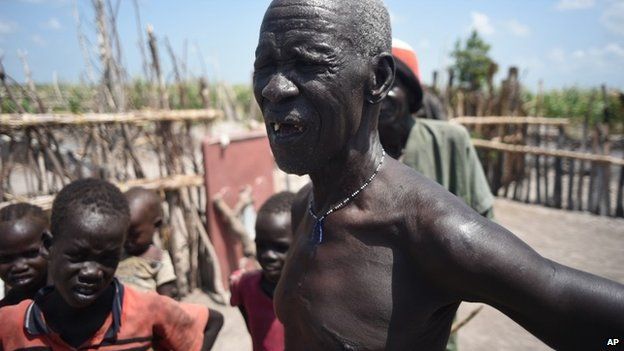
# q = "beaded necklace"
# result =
<box><xmin>308</xmin><ymin>149</ymin><xmax>386</xmax><ymax>244</ymax></box>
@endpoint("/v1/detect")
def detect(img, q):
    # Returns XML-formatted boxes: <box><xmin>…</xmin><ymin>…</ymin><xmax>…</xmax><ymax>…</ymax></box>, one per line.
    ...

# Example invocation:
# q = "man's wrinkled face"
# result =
<box><xmin>253</xmin><ymin>1</ymin><xmax>369</xmax><ymax>175</ymax></box>
<box><xmin>0</xmin><ymin>217</ymin><xmax>48</xmax><ymax>293</ymax></box>
<box><xmin>255</xmin><ymin>211</ymin><xmax>292</xmax><ymax>284</ymax></box>
<box><xmin>48</xmin><ymin>211</ymin><xmax>125</xmax><ymax>308</ymax></box>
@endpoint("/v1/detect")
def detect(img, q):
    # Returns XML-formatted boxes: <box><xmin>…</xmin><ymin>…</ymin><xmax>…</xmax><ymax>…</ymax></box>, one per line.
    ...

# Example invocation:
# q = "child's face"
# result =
<box><xmin>0</xmin><ymin>217</ymin><xmax>48</xmax><ymax>292</ymax></box>
<box><xmin>48</xmin><ymin>212</ymin><xmax>125</xmax><ymax>308</ymax></box>
<box><xmin>125</xmin><ymin>202</ymin><xmax>161</xmax><ymax>255</ymax></box>
<box><xmin>255</xmin><ymin>211</ymin><xmax>292</xmax><ymax>284</ymax></box>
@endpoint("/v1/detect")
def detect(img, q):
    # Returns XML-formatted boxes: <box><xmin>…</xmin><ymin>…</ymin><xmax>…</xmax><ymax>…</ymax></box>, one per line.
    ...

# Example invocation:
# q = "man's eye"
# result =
<box><xmin>0</xmin><ymin>256</ymin><xmax>13</xmax><ymax>264</ymax></box>
<box><xmin>298</xmin><ymin>62</ymin><xmax>328</xmax><ymax>74</ymax></box>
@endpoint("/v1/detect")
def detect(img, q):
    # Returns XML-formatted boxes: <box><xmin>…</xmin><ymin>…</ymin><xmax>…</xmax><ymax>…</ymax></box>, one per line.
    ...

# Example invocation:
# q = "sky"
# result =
<box><xmin>0</xmin><ymin>0</ymin><xmax>623</xmax><ymax>91</ymax></box>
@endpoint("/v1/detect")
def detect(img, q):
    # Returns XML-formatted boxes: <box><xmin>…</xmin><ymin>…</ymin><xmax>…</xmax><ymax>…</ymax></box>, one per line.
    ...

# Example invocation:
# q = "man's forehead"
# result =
<box><xmin>262</xmin><ymin>0</ymin><xmax>345</xmax><ymax>32</ymax></box>
<box><xmin>257</xmin><ymin>30</ymin><xmax>336</xmax><ymax>49</ymax></box>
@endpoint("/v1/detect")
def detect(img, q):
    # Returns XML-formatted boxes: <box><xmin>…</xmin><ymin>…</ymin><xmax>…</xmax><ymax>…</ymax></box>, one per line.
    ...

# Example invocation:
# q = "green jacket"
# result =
<box><xmin>402</xmin><ymin>118</ymin><xmax>494</xmax><ymax>218</ymax></box>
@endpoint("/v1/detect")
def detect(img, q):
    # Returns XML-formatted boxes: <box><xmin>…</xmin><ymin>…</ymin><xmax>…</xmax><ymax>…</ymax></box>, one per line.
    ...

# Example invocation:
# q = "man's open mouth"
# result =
<box><xmin>270</xmin><ymin>121</ymin><xmax>305</xmax><ymax>138</ymax></box>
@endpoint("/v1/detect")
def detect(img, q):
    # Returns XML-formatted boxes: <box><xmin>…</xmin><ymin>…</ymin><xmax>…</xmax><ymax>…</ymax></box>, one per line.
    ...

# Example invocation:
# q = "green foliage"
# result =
<box><xmin>521</xmin><ymin>87</ymin><xmax>624</xmax><ymax>132</ymax></box>
<box><xmin>232</xmin><ymin>84</ymin><xmax>255</xmax><ymax>110</ymax></box>
<box><xmin>450</xmin><ymin>30</ymin><xmax>494</xmax><ymax>91</ymax></box>
<box><xmin>65</xmin><ymin>85</ymin><xmax>92</xmax><ymax>113</ymax></box>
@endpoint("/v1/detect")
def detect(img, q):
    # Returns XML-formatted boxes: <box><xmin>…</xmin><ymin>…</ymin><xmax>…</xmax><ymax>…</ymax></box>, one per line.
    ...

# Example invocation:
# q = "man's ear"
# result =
<box><xmin>368</xmin><ymin>53</ymin><xmax>395</xmax><ymax>104</ymax></box>
<box><xmin>40</xmin><ymin>230</ymin><xmax>53</xmax><ymax>259</ymax></box>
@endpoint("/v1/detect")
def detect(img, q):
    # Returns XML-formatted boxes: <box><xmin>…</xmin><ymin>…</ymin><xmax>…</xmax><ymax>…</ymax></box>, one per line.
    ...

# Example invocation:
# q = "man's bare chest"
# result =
<box><xmin>275</xmin><ymin>217</ymin><xmax>457</xmax><ymax>349</ymax></box>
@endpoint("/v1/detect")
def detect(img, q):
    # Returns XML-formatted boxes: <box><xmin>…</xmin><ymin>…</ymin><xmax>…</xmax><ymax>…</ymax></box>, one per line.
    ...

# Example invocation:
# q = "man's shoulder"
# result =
<box><xmin>381</xmin><ymin>159</ymin><xmax>480</xmax><ymax>246</ymax></box>
<box><xmin>382</xmin><ymin>157</ymin><xmax>453</xmax><ymax>204</ymax></box>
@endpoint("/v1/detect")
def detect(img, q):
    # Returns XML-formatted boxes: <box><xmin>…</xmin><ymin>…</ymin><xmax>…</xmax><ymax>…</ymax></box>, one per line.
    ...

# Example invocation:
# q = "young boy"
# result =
<box><xmin>0</xmin><ymin>178</ymin><xmax>223</xmax><ymax>350</ymax></box>
<box><xmin>230</xmin><ymin>191</ymin><xmax>296</xmax><ymax>351</ymax></box>
<box><xmin>0</xmin><ymin>203</ymin><xmax>49</xmax><ymax>308</ymax></box>
<box><xmin>115</xmin><ymin>187</ymin><xmax>178</xmax><ymax>298</ymax></box>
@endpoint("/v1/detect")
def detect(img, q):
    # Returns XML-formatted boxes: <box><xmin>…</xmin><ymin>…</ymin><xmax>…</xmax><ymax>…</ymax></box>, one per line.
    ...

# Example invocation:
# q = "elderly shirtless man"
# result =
<box><xmin>252</xmin><ymin>0</ymin><xmax>624</xmax><ymax>349</ymax></box>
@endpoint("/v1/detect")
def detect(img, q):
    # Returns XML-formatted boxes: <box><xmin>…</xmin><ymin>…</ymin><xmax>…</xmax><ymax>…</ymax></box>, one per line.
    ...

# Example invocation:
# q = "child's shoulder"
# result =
<box><xmin>117</xmin><ymin>284</ymin><xmax>209</xmax><ymax>350</ymax></box>
<box><xmin>0</xmin><ymin>299</ymin><xmax>34</xmax><ymax>333</ymax></box>
<box><xmin>230</xmin><ymin>269</ymin><xmax>262</xmax><ymax>288</ymax></box>
<box><xmin>229</xmin><ymin>269</ymin><xmax>263</xmax><ymax>306</ymax></box>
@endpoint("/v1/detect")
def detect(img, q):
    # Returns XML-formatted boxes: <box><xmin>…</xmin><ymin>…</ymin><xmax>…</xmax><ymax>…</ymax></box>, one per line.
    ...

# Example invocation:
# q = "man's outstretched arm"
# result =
<box><xmin>416</xmin><ymin>196</ymin><xmax>624</xmax><ymax>350</ymax></box>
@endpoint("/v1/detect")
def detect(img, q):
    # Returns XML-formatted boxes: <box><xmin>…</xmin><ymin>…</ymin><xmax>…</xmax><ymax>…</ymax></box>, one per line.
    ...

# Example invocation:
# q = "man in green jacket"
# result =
<box><xmin>379</xmin><ymin>39</ymin><xmax>494</xmax><ymax>218</ymax></box>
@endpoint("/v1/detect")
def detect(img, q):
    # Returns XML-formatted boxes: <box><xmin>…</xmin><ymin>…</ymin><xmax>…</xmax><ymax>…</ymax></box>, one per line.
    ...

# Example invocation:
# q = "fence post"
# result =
<box><xmin>567</xmin><ymin>158</ymin><xmax>575</xmax><ymax>210</ymax></box>
<box><xmin>534</xmin><ymin>127</ymin><xmax>542</xmax><ymax>205</ymax></box>
<box><xmin>576</xmin><ymin>161</ymin><xmax>585</xmax><ymax>211</ymax></box>
<box><xmin>552</xmin><ymin>126</ymin><xmax>565</xmax><ymax>208</ymax></box>
<box><xmin>553</xmin><ymin>156</ymin><xmax>563</xmax><ymax>209</ymax></box>
<box><xmin>616</xmin><ymin>166</ymin><xmax>624</xmax><ymax>217</ymax></box>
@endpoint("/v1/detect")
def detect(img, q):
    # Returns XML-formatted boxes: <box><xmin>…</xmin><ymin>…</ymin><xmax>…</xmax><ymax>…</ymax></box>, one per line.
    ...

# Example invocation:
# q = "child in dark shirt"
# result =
<box><xmin>230</xmin><ymin>191</ymin><xmax>296</xmax><ymax>351</ymax></box>
<box><xmin>0</xmin><ymin>179</ymin><xmax>223</xmax><ymax>350</ymax></box>
<box><xmin>0</xmin><ymin>203</ymin><xmax>49</xmax><ymax>308</ymax></box>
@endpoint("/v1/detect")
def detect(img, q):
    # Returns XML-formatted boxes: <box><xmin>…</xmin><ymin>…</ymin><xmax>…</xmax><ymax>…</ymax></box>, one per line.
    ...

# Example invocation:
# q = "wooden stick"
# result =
<box><xmin>471</xmin><ymin>139</ymin><xmax>624</xmax><ymax>166</ymax></box>
<box><xmin>576</xmin><ymin>161</ymin><xmax>585</xmax><ymax>211</ymax></box>
<box><xmin>0</xmin><ymin>174</ymin><xmax>205</xmax><ymax>211</ymax></box>
<box><xmin>567</xmin><ymin>158</ymin><xmax>575</xmax><ymax>211</ymax></box>
<box><xmin>616</xmin><ymin>166</ymin><xmax>624</xmax><ymax>217</ymax></box>
<box><xmin>451</xmin><ymin>116</ymin><xmax>569</xmax><ymax>126</ymax></box>
<box><xmin>0</xmin><ymin>109</ymin><xmax>222</xmax><ymax>129</ymax></box>
<box><xmin>451</xmin><ymin>306</ymin><xmax>483</xmax><ymax>334</ymax></box>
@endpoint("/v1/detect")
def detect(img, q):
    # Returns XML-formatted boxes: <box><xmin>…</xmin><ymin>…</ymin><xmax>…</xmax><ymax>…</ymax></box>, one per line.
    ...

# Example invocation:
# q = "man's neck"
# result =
<box><xmin>309</xmin><ymin>132</ymin><xmax>384</xmax><ymax>215</ymax></box>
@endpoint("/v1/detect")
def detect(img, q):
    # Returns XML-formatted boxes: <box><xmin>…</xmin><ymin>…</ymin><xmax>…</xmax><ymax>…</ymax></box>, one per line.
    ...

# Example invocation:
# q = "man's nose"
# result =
<box><xmin>262</xmin><ymin>73</ymin><xmax>299</xmax><ymax>103</ymax></box>
<box><xmin>78</xmin><ymin>262</ymin><xmax>104</xmax><ymax>283</ymax></box>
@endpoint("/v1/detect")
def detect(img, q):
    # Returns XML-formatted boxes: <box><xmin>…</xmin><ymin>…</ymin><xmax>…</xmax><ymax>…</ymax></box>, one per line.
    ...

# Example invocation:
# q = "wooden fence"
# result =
<box><xmin>0</xmin><ymin>109</ymin><xmax>227</xmax><ymax>298</ymax></box>
<box><xmin>452</xmin><ymin>117</ymin><xmax>624</xmax><ymax>217</ymax></box>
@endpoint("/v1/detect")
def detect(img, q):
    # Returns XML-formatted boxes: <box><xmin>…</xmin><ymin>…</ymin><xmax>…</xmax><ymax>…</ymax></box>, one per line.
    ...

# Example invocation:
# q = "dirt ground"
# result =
<box><xmin>185</xmin><ymin>198</ymin><xmax>624</xmax><ymax>351</ymax></box>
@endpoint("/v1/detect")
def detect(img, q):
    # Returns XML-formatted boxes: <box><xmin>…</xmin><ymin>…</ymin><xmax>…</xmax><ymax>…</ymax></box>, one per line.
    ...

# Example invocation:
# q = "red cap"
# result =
<box><xmin>392</xmin><ymin>38</ymin><xmax>421</xmax><ymax>80</ymax></box>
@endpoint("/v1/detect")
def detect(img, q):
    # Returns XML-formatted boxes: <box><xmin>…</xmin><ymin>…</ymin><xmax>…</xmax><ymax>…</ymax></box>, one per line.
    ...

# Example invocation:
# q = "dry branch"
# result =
<box><xmin>0</xmin><ymin>109</ymin><xmax>222</xmax><ymax>130</ymax></box>
<box><xmin>451</xmin><ymin>116</ymin><xmax>569</xmax><ymax>126</ymax></box>
<box><xmin>0</xmin><ymin>174</ymin><xmax>204</xmax><ymax>211</ymax></box>
<box><xmin>472</xmin><ymin>139</ymin><xmax>624</xmax><ymax>166</ymax></box>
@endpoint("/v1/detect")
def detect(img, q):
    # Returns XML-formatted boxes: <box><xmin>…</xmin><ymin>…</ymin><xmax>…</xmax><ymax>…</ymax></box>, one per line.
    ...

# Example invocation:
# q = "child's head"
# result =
<box><xmin>47</xmin><ymin>178</ymin><xmax>129</xmax><ymax>308</ymax></box>
<box><xmin>123</xmin><ymin>187</ymin><xmax>163</xmax><ymax>255</ymax></box>
<box><xmin>0</xmin><ymin>203</ymin><xmax>49</xmax><ymax>294</ymax></box>
<box><xmin>255</xmin><ymin>191</ymin><xmax>296</xmax><ymax>284</ymax></box>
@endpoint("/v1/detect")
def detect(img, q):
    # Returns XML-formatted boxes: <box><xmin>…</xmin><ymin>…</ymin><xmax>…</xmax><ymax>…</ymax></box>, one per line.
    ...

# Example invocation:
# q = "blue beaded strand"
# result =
<box><xmin>308</xmin><ymin>149</ymin><xmax>385</xmax><ymax>245</ymax></box>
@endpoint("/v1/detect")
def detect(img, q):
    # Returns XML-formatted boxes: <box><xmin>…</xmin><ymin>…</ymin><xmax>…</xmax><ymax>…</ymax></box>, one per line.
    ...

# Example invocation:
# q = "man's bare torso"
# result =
<box><xmin>275</xmin><ymin>159</ymin><xmax>464</xmax><ymax>350</ymax></box>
